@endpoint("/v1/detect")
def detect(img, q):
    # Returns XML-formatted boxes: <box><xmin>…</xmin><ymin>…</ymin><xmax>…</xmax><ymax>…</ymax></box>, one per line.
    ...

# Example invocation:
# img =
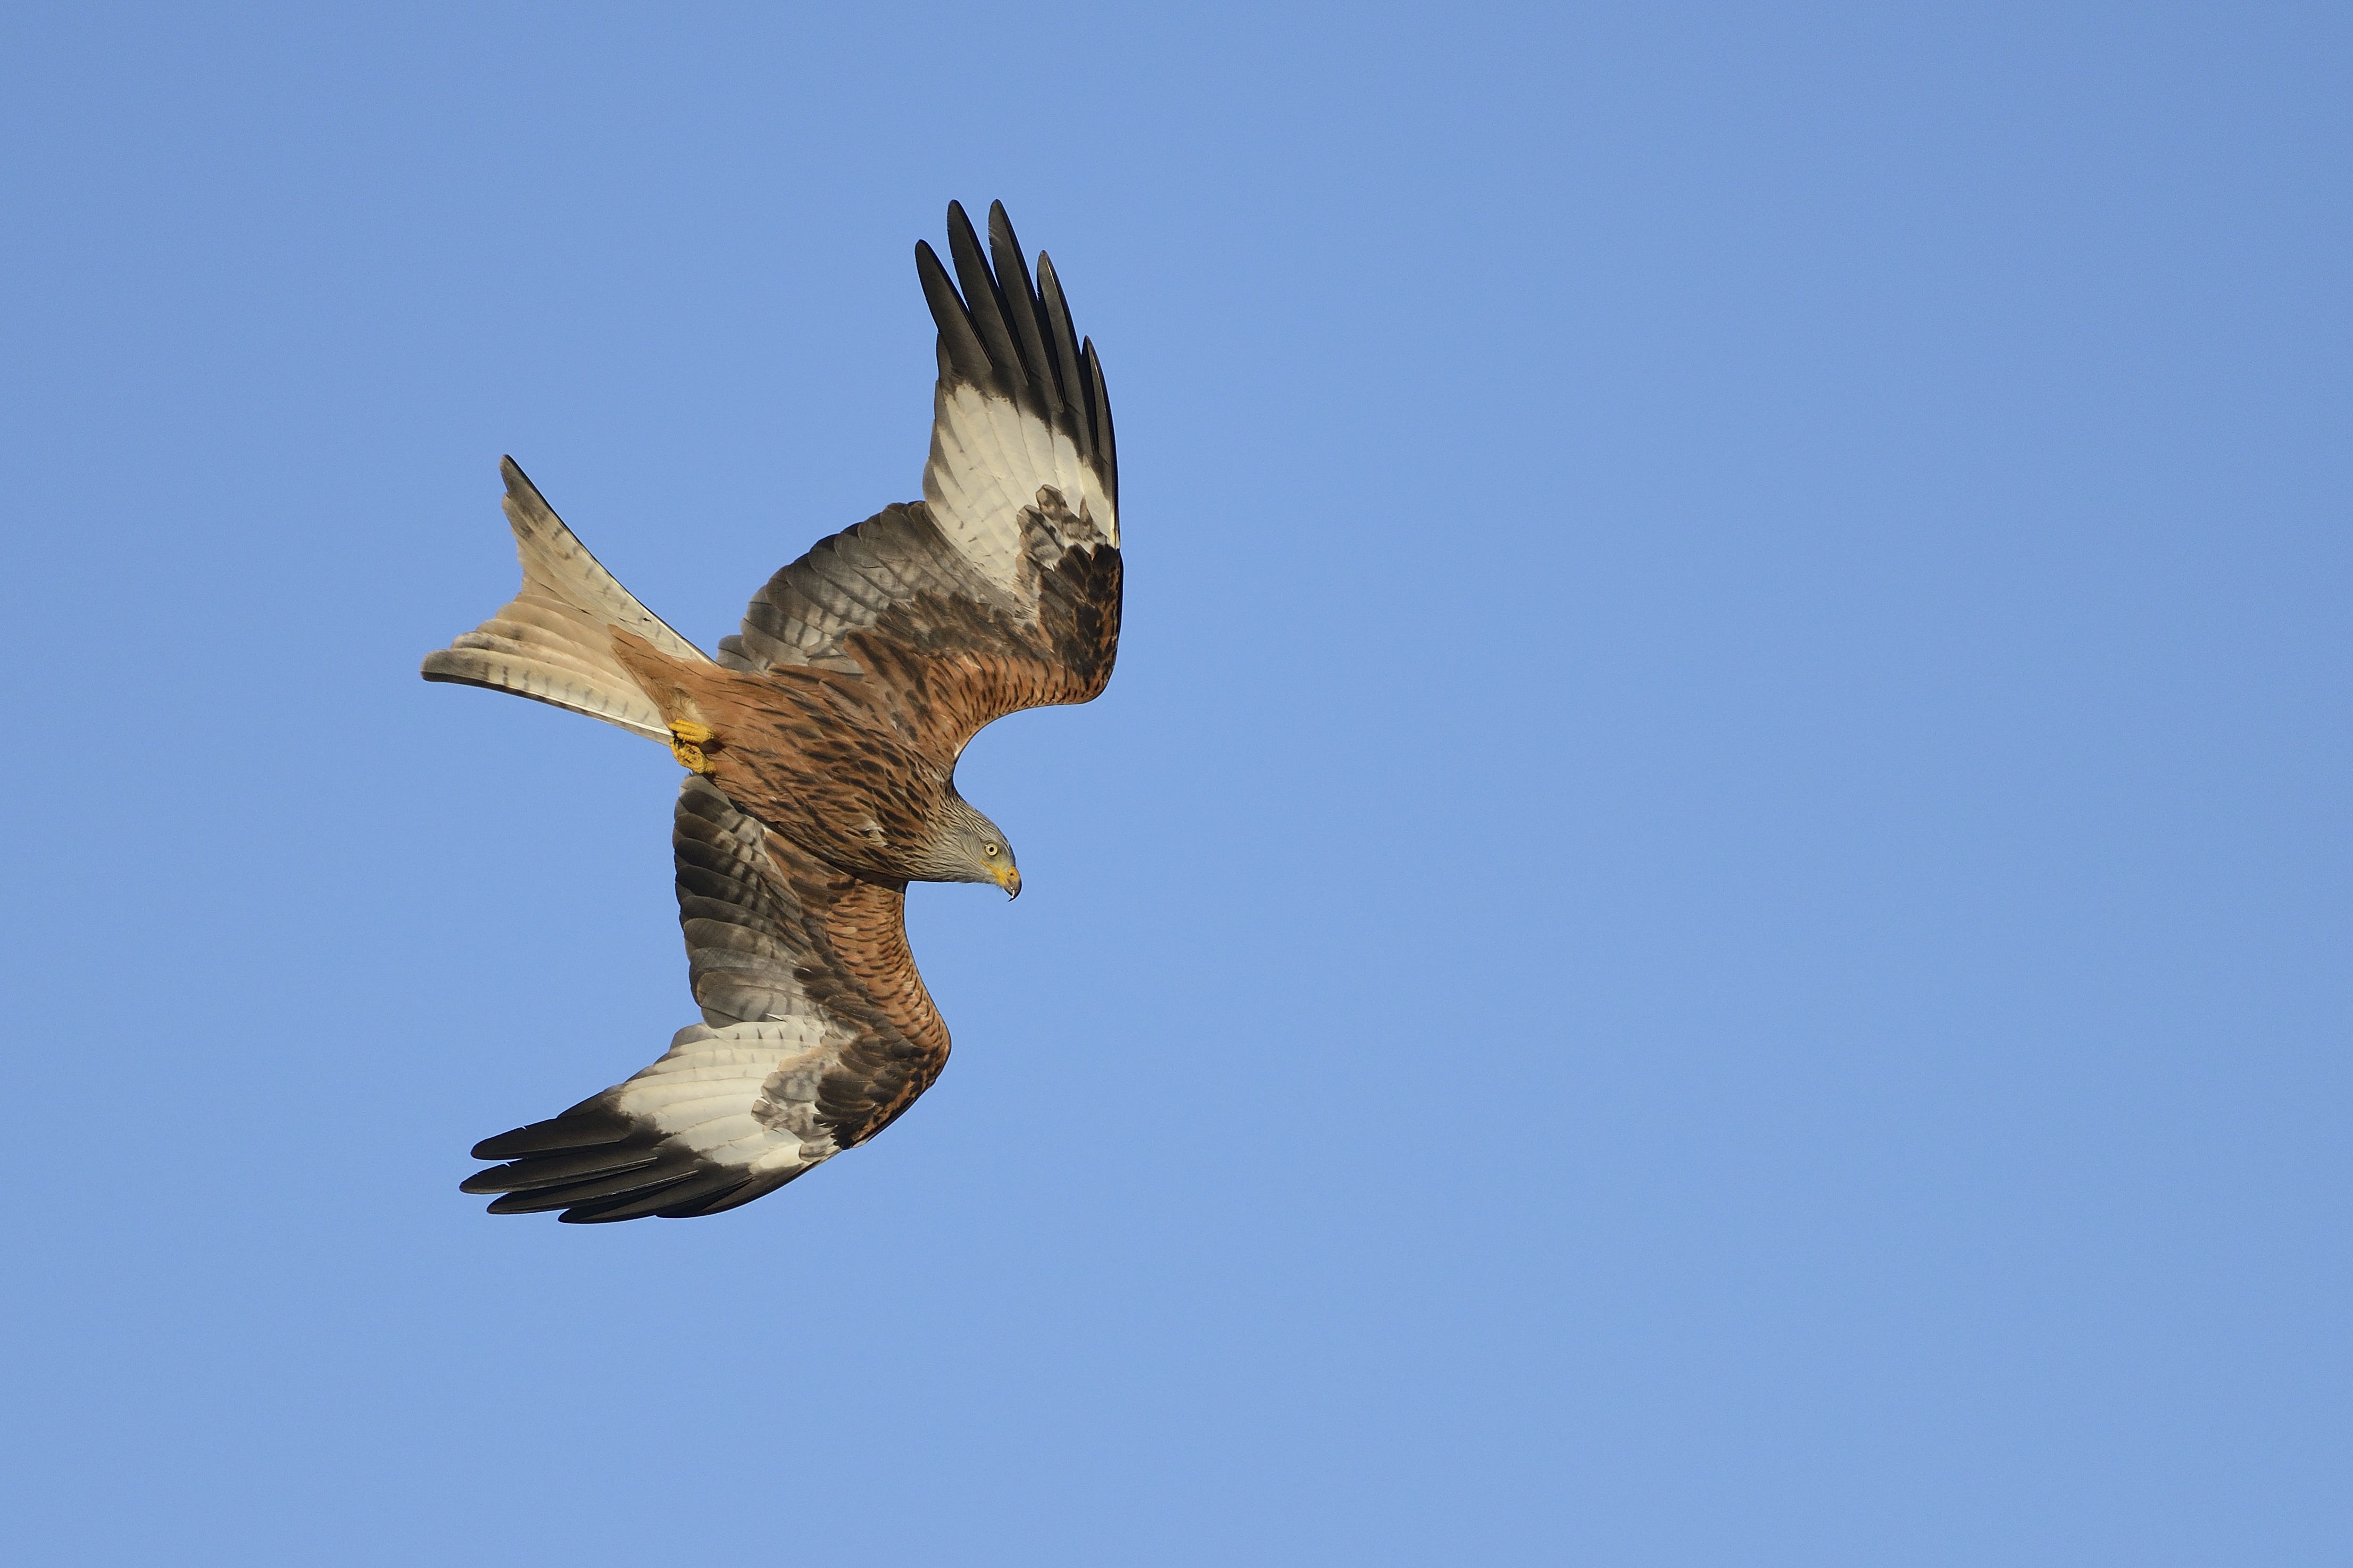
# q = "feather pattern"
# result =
<box><xmin>724</xmin><ymin>199</ymin><xmax>1118</xmax><ymax>674</ymax></box>
<box><xmin>421</xmin><ymin>458</ymin><xmax>709</xmax><ymax>737</ymax></box>
<box><xmin>435</xmin><ymin>202</ymin><xmax>1123</xmax><ymax>1220</ymax></box>
<box><xmin>460</xmin><ymin>779</ymin><xmax>949</xmax><ymax>1222</ymax></box>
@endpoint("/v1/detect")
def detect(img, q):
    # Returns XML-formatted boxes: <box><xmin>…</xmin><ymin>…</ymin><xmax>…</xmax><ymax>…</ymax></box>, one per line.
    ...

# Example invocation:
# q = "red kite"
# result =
<box><xmin>422</xmin><ymin>202</ymin><xmax>1120</xmax><ymax>1221</ymax></box>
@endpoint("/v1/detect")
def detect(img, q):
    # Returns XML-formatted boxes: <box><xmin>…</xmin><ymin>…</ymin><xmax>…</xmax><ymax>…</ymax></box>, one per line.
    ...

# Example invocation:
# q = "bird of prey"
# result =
<box><xmin>421</xmin><ymin>202</ymin><xmax>1120</xmax><ymax>1222</ymax></box>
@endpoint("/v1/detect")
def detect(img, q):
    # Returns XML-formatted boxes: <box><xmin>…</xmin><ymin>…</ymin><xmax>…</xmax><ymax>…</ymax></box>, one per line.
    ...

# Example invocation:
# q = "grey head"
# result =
<box><xmin>916</xmin><ymin>791</ymin><xmax>1020</xmax><ymax>897</ymax></box>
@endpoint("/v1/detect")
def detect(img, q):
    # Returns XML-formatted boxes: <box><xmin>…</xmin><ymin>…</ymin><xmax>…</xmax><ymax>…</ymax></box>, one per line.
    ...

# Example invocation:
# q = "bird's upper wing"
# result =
<box><xmin>720</xmin><ymin>200</ymin><xmax>1122</xmax><ymax>758</ymax></box>
<box><xmin>460</xmin><ymin>776</ymin><xmax>951</xmax><ymax>1222</ymax></box>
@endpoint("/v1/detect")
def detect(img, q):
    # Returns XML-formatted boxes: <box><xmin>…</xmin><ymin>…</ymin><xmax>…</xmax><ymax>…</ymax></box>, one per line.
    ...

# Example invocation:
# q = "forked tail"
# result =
<box><xmin>421</xmin><ymin>457</ymin><xmax>710</xmax><ymax>739</ymax></box>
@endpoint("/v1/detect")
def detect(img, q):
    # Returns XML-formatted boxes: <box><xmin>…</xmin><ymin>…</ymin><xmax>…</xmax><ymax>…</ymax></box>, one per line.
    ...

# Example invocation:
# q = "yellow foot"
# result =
<box><xmin>668</xmin><ymin>721</ymin><xmax>718</xmax><ymax>774</ymax></box>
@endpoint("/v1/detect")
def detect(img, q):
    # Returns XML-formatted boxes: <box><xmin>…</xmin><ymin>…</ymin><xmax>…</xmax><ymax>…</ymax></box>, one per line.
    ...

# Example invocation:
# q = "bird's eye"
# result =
<box><xmin>984</xmin><ymin>843</ymin><xmax>1000</xmax><ymax>857</ymax></box>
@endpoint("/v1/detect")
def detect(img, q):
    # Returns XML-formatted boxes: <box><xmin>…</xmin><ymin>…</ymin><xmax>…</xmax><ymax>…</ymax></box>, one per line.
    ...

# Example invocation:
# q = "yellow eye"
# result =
<box><xmin>984</xmin><ymin>843</ymin><xmax>1000</xmax><ymax>857</ymax></box>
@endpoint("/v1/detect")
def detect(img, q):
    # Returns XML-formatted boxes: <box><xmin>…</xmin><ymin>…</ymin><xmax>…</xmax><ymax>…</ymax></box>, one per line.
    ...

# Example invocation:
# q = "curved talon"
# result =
<box><xmin>669</xmin><ymin>721</ymin><xmax>718</xmax><ymax>774</ymax></box>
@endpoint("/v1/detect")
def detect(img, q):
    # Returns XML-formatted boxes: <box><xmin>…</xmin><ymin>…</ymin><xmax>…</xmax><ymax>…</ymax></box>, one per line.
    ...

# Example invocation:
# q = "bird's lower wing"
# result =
<box><xmin>461</xmin><ymin>778</ymin><xmax>950</xmax><ymax>1222</ymax></box>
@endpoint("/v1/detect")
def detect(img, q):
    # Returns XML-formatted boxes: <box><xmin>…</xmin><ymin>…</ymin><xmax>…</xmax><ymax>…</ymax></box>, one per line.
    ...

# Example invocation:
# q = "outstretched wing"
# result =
<box><xmin>460</xmin><ymin>777</ymin><xmax>951</xmax><ymax>1222</ymax></box>
<box><xmin>720</xmin><ymin>199</ymin><xmax>1123</xmax><ymax>757</ymax></box>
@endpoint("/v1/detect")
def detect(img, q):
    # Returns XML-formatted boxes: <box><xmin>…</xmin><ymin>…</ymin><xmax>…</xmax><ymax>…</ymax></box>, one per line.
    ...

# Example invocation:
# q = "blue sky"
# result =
<box><xmin>3</xmin><ymin>3</ymin><xmax>2346</xmax><ymax>1563</ymax></box>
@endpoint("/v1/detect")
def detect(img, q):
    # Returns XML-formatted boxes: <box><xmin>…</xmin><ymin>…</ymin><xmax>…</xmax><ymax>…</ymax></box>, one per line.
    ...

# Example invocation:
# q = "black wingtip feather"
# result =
<box><xmin>916</xmin><ymin>239</ymin><xmax>991</xmax><ymax>383</ymax></box>
<box><xmin>470</xmin><ymin>1105</ymin><xmax>635</xmax><ymax>1161</ymax></box>
<box><xmin>482</xmin><ymin>1157</ymin><xmax>705</xmax><ymax>1214</ymax></box>
<box><xmin>1034</xmin><ymin>252</ymin><xmax>1091</xmax><ymax>463</ymax></box>
<box><xmin>459</xmin><ymin>1145</ymin><xmax>663</xmax><ymax>1196</ymax></box>
<box><xmin>945</xmin><ymin>201</ymin><xmax>1025</xmax><ymax>388</ymax></box>
<box><xmin>987</xmin><ymin>203</ymin><xmax>1059</xmax><ymax>410</ymax></box>
<box><xmin>555</xmin><ymin>1167</ymin><xmax>752</xmax><ymax>1223</ymax></box>
<box><xmin>1083</xmin><ymin>338</ymin><xmax>1117</xmax><ymax>510</ymax></box>
<box><xmin>921</xmin><ymin>202</ymin><xmax>1119</xmax><ymax>516</ymax></box>
<box><xmin>656</xmin><ymin>1169</ymin><xmax>800</xmax><ymax>1217</ymax></box>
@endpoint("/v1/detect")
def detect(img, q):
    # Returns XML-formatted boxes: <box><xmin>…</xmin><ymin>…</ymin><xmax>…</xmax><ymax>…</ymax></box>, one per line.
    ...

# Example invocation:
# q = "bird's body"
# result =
<box><xmin>421</xmin><ymin>202</ymin><xmax>1120</xmax><ymax>1222</ymax></box>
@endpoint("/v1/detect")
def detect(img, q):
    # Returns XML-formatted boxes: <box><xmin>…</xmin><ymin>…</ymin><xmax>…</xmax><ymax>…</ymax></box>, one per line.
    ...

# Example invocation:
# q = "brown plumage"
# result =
<box><xmin>422</xmin><ymin>202</ymin><xmax>1121</xmax><ymax>1222</ymax></box>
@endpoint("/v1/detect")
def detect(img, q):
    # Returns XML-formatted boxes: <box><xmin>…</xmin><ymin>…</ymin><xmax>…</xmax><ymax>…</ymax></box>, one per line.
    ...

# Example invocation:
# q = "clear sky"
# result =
<box><xmin>3</xmin><ymin>4</ymin><xmax>2346</xmax><ymax>1563</ymax></box>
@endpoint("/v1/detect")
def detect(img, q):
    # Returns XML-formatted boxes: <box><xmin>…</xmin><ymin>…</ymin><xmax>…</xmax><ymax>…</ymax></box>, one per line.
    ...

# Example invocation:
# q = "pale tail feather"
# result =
<box><xmin>421</xmin><ymin>457</ymin><xmax>709</xmax><ymax>739</ymax></box>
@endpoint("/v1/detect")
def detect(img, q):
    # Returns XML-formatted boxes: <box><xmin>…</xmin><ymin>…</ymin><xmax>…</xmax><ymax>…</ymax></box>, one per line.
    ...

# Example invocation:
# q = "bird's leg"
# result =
<box><xmin>668</xmin><ymin>720</ymin><xmax>718</xmax><ymax>774</ymax></box>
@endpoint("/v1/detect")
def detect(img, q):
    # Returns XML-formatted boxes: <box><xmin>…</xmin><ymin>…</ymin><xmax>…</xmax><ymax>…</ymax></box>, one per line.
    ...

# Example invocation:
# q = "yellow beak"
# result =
<box><xmin>993</xmin><ymin>863</ymin><xmax>1022</xmax><ymax>899</ymax></box>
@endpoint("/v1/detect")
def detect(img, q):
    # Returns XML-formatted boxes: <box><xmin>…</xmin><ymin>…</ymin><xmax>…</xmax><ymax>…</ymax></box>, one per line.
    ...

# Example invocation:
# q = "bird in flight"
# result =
<box><xmin>422</xmin><ymin>202</ymin><xmax>1120</xmax><ymax>1222</ymax></box>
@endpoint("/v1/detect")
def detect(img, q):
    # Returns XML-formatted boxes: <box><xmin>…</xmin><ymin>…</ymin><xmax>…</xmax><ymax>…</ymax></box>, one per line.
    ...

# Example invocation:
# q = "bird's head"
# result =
<box><xmin>934</xmin><ymin>795</ymin><xmax>1021</xmax><ymax>898</ymax></box>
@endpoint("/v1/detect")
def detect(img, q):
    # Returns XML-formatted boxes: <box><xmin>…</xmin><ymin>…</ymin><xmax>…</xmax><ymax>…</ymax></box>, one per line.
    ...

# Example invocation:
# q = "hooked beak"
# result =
<box><xmin>993</xmin><ymin>863</ymin><xmax>1022</xmax><ymax>899</ymax></box>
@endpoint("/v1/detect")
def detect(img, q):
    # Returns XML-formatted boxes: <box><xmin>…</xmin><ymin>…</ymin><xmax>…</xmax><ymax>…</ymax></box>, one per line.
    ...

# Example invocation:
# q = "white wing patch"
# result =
<box><xmin>922</xmin><ymin>385</ymin><xmax>1118</xmax><ymax>591</ymax></box>
<box><xmin>613</xmin><ymin>1020</ymin><xmax>843</xmax><ymax>1175</ymax></box>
